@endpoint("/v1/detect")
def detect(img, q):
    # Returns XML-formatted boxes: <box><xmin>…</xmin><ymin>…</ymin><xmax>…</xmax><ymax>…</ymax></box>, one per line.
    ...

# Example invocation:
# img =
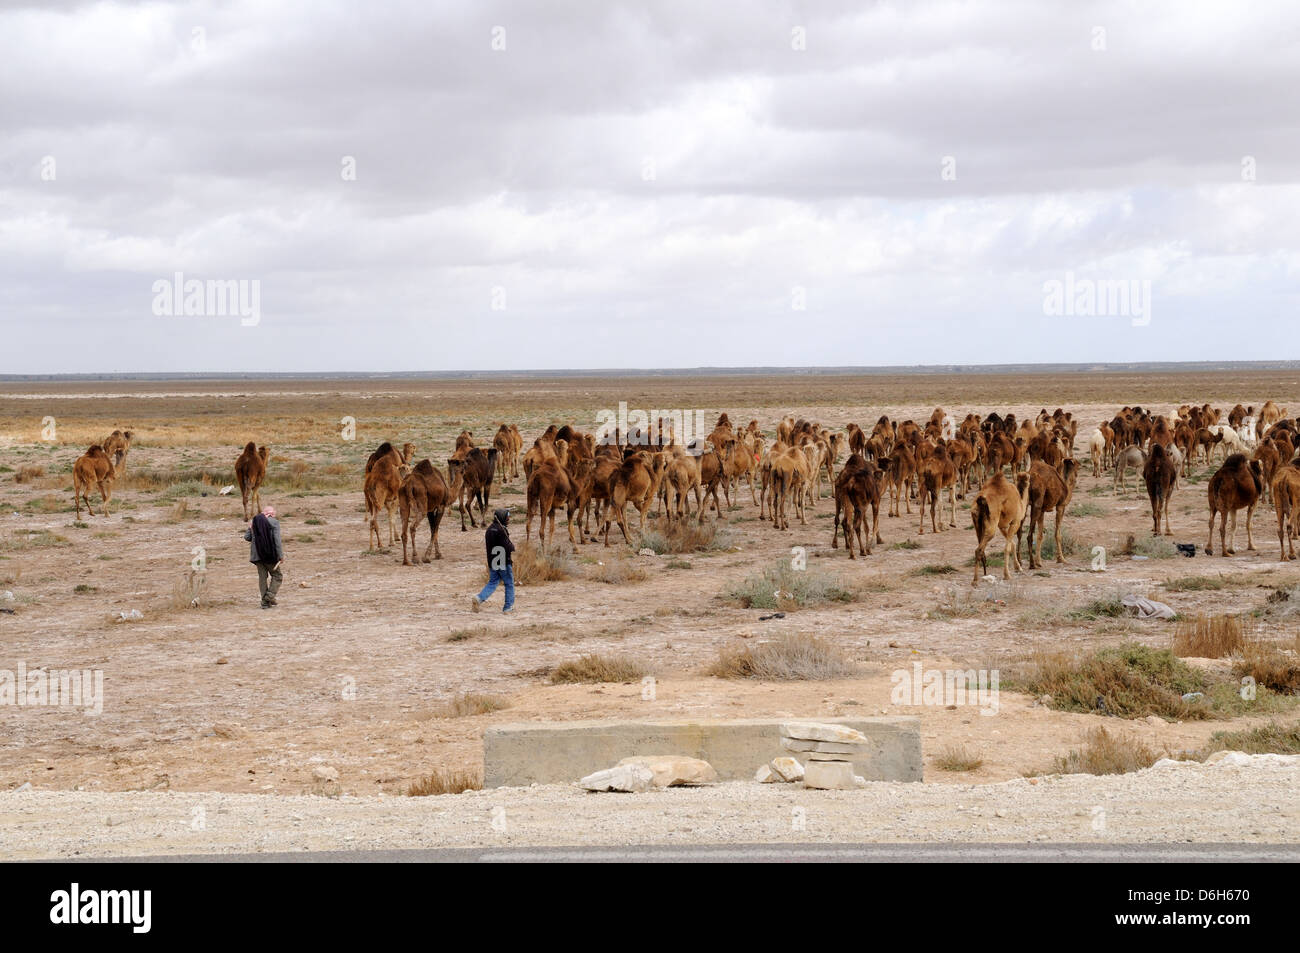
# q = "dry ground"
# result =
<box><xmin>1</xmin><ymin>371</ymin><xmax>1299</xmax><ymax>811</ymax></box>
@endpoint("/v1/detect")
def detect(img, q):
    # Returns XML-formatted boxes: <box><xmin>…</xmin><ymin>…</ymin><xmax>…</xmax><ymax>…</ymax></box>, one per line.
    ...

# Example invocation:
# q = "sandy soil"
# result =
<box><xmin>1</xmin><ymin>373</ymin><xmax>1297</xmax><ymax>847</ymax></box>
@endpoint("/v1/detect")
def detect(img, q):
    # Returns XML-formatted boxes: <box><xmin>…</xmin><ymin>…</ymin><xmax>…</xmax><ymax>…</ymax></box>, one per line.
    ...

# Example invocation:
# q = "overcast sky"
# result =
<box><xmin>2</xmin><ymin>0</ymin><xmax>1298</xmax><ymax>374</ymax></box>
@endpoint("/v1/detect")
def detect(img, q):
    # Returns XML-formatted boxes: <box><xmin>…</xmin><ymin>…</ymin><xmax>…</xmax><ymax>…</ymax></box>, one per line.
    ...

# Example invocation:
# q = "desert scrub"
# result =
<box><xmin>587</xmin><ymin>558</ymin><xmax>648</xmax><ymax>585</ymax></box>
<box><xmin>432</xmin><ymin>692</ymin><xmax>511</xmax><ymax>718</ymax></box>
<box><xmin>637</xmin><ymin>520</ymin><xmax>731</xmax><ymax>554</ymax></box>
<box><xmin>1196</xmin><ymin>720</ymin><xmax>1300</xmax><ymax>758</ymax></box>
<box><xmin>934</xmin><ymin>744</ymin><xmax>984</xmax><ymax>772</ymax></box>
<box><xmin>549</xmin><ymin>653</ymin><xmax>649</xmax><ymax>684</ymax></box>
<box><xmin>1171</xmin><ymin>613</ymin><xmax>1245</xmax><ymax>658</ymax></box>
<box><xmin>706</xmin><ymin>632</ymin><xmax>860</xmax><ymax>681</ymax></box>
<box><xmin>1044</xmin><ymin>726</ymin><xmax>1161</xmax><ymax>776</ymax></box>
<box><xmin>1006</xmin><ymin>644</ymin><xmax>1209</xmax><ymax>720</ymax></box>
<box><xmin>725</xmin><ymin>561</ymin><xmax>855</xmax><ymax>610</ymax></box>
<box><xmin>406</xmin><ymin>768</ymin><xmax>481</xmax><ymax>796</ymax></box>
<box><xmin>1162</xmin><ymin>575</ymin><xmax>1229</xmax><ymax>592</ymax></box>
<box><xmin>912</xmin><ymin>563</ymin><xmax>958</xmax><ymax>576</ymax></box>
<box><xmin>510</xmin><ymin>543</ymin><xmax>574</xmax><ymax>585</ymax></box>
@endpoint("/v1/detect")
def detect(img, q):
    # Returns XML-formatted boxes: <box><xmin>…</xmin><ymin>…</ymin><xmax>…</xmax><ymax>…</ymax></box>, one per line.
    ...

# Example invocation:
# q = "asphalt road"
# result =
<box><xmin>56</xmin><ymin>843</ymin><xmax>1300</xmax><ymax>863</ymax></box>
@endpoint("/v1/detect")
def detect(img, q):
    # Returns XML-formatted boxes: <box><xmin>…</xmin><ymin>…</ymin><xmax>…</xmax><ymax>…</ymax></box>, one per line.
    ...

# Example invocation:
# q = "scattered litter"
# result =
<box><xmin>1181</xmin><ymin>692</ymin><xmax>1205</xmax><ymax>703</ymax></box>
<box><xmin>219</xmin><ymin>485</ymin><xmax>235</xmax><ymax>496</ymax></box>
<box><xmin>1</xmin><ymin>590</ymin><xmax>13</xmax><ymax>601</ymax></box>
<box><xmin>637</xmin><ymin>548</ymin><xmax>656</xmax><ymax>557</ymax></box>
<box><xmin>757</xmin><ymin>612</ymin><xmax>786</xmax><ymax>621</ymax></box>
<box><xmin>0</xmin><ymin>608</ymin><xmax>13</xmax><ymax>615</ymax></box>
<box><xmin>1176</xmin><ymin>543</ymin><xmax>1197</xmax><ymax>557</ymax></box>
<box><xmin>1130</xmin><ymin>555</ymin><xmax>1149</xmax><ymax>561</ymax></box>
<box><xmin>1121</xmin><ymin>595</ymin><xmax>1176</xmax><ymax>620</ymax></box>
<box><xmin>14</xmin><ymin>782</ymin><xmax>31</xmax><ymax>793</ymax></box>
<box><xmin>981</xmin><ymin>574</ymin><xmax>997</xmax><ymax>583</ymax></box>
<box><xmin>115</xmin><ymin>609</ymin><xmax>143</xmax><ymax>621</ymax></box>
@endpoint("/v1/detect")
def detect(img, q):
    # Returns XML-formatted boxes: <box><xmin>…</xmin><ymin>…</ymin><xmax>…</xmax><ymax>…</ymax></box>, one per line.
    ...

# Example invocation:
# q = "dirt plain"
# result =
<box><xmin>1</xmin><ymin>370</ymin><xmax>1298</xmax><ymax>853</ymax></box>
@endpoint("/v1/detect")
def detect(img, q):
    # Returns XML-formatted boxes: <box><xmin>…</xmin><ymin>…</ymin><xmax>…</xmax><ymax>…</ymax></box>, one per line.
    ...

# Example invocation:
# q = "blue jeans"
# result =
<box><xmin>477</xmin><ymin>566</ymin><xmax>515</xmax><ymax>611</ymax></box>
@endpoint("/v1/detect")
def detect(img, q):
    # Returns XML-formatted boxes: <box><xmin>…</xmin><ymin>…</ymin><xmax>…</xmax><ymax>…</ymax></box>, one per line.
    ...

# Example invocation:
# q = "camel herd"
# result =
<box><xmin>60</xmin><ymin>398</ymin><xmax>1300</xmax><ymax>584</ymax></box>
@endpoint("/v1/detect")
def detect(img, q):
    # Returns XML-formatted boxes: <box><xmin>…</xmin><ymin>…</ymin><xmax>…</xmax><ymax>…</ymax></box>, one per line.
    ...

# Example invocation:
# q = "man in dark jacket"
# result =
<box><xmin>472</xmin><ymin>507</ymin><xmax>515</xmax><ymax>613</ymax></box>
<box><xmin>243</xmin><ymin>504</ymin><xmax>284</xmax><ymax>609</ymax></box>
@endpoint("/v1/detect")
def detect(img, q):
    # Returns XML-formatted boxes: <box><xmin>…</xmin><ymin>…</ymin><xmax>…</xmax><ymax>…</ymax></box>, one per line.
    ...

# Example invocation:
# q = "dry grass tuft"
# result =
<box><xmin>588</xmin><ymin>558</ymin><xmax>648</xmax><ymax>585</ymax></box>
<box><xmin>1197</xmin><ymin>720</ymin><xmax>1300</xmax><ymax>758</ymax></box>
<box><xmin>706</xmin><ymin>632</ymin><xmax>860</xmax><ymax>681</ymax></box>
<box><xmin>169</xmin><ymin>570</ymin><xmax>207</xmax><ymax>609</ymax></box>
<box><xmin>1049</xmin><ymin>726</ymin><xmax>1161</xmax><ymax>776</ymax></box>
<box><xmin>511</xmin><ymin>544</ymin><xmax>574</xmax><ymax>585</ymax></box>
<box><xmin>1233</xmin><ymin>641</ymin><xmax>1300</xmax><ymax>694</ymax></box>
<box><xmin>406</xmin><ymin>768</ymin><xmax>482</xmax><ymax>796</ymax></box>
<box><xmin>1172</xmin><ymin>613</ymin><xmax>1245</xmax><ymax>658</ymax></box>
<box><xmin>638</xmin><ymin>520</ymin><xmax>729</xmax><ymax>554</ymax></box>
<box><xmin>433</xmin><ymin>692</ymin><xmax>511</xmax><ymax>718</ymax></box>
<box><xmin>549</xmin><ymin>653</ymin><xmax>649</xmax><ymax>684</ymax></box>
<box><xmin>934</xmin><ymin>744</ymin><xmax>984</xmax><ymax>772</ymax></box>
<box><xmin>14</xmin><ymin>465</ymin><xmax>45</xmax><ymax>484</ymax></box>
<box><xmin>1007</xmin><ymin>644</ymin><xmax>1207</xmax><ymax>720</ymax></box>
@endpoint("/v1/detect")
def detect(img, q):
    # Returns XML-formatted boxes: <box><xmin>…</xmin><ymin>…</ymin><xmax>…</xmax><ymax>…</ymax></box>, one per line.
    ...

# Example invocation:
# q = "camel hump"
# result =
<box><xmin>1223</xmin><ymin>452</ymin><xmax>1248</xmax><ymax>468</ymax></box>
<box><xmin>243</xmin><ymin>441</ymin><xmax>257</xmax><ymax>453</ymax></box>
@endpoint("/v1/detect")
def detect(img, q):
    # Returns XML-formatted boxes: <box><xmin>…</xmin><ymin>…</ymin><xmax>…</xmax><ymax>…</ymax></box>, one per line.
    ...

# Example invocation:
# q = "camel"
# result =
<box><xmin>917</xmin><ymin>440</ymin><xmax>958</xmax><ymax>534</ymax></box>
<box><xmin>526</xmin><ymin>456</ymin><xmax>577</xmax><ymax>549</ymax></box>
<box><xmin>493</xmin><ymin>425</ymin><xmax>519</xmax><ymax>483</ymax></box>
<box><xmin>1205</xmin><ymin>453</ymin><xmax>1262</xmax><ymax>556</ymax></box>
<box><xmin>234</xmin><ymin>442</ymin><xmax>270</xmax><ymax>521</ymax></box>
<box><xmin>1257</xmin><ymin>400</ymin><xmax>1287</xmax><ymax>439</ymax></box>
<box><xmin>601</xmin><ymin>452</ymin><xmax>663</xmax><ymax>546</ymax></box>
<box><xmin>971</xmin><ymin>469</ymin><xmax>1031</xmax><ymax>585</ymax></box>
<box><xmin>769</xmin><ymin>445</ymin><xmax>810</xmax><ymax>531</ymax></box>
<box><xmin>365</xmin><ymin>453</ymin><xmax>406</xmax><ymax>550</ymax></box>
<box><xmin>1253</xmin><ymin>439</ymin><xmax>1281</xmax><ymax>503</ymax></box>
<box><xmin>1020</xmin><ymin>459</ymin><xmax>1077</xmax><ymax>569</ymax></box>
<box><xmin>1113</xmin><ymin>445</ymin><xmax>1147</xmax><ymax>493</ymax></box>
<box><xmin>1271</xmin><ymin>463</ymin><xmax>1300</xmax><ymax>561</ymax></box>
<box><xmin>73</xmin><ymin>445</ymin><xmax>125</xmax><ymax>518</ymax></box>
<box><xmin>1087</xmin><ymin>428</ymin><xmax>1106</xmax><ymax>477</ymax></box>
<box><xmin>101</xmin><ymin>430</ymin><xmax>134</xmax><ymax>470</ymax></box>
<box><xmin>1143</xmin><ymin>443</ymin><xmax>1178</xmax><ymax>537</ymax></box>
<box><xmin>397</xmin><ymin>460</ymin><xmax>461</xmax><ymax>565</ymax></box>
<box><xmin>696</xmin><ymin>445</ymin><xmax>729</xmax><ymax>521</ymax></box>
<box><xmin>365</xmin><ymin>441</ymin><xmax>414</xmax><ymax>474</ymax></box>
<box><xmin>882</xmin><ymin>447</ymin><xmax>917</xmax><ymax>517</ymax></box>
<box><xmin>831</xmin><ymin>454</ymin><xmax>883</xmax><ymax>558</ymax></box>
<box><xmin>449</xmin><ymin>447</ymin><xmax>498</xmax><ymax>530</ymax></box>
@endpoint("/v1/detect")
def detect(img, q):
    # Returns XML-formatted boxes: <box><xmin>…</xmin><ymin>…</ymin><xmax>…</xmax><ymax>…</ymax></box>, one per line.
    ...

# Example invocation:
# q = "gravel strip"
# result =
<box><xmin>2</xmin><ymin>761</ymin><xmax>1296</xmax><ymax>859</ymax></box>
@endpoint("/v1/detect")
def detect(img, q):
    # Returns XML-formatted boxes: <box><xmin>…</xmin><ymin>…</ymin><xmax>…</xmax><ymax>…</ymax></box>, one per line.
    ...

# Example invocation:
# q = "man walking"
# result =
<box><xmin>243</xmin><ymin>504</ymin><xmax>284</xmax><ymax>609</ymax></box>
<box><xmin>472</xmin><ymin>507</ymin><xmax>515</xmax><ymax>614</ymax></box>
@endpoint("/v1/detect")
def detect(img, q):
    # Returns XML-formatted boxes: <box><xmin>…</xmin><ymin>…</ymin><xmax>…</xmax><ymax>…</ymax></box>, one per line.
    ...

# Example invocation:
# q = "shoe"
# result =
<box><xmin>261</xmin><ymin>602</ymin><xmax>272</xmax><ymax>610</ymax></box>
<box><xmin>471</xmin><ymin>596</ymin><xmax>481</xmax><ymax>613</ymax></box>
<box><xmin>502</xmin><ymin>605</ymin><xmax>515</xmax><ymax>614</ymax></box>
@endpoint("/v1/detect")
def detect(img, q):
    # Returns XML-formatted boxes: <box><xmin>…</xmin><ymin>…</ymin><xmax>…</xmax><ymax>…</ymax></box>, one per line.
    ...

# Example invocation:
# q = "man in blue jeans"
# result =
<box><xmin>472</xmin><ymin>508</ymin><xmax>515</xmax><ymax>613</ymax></box>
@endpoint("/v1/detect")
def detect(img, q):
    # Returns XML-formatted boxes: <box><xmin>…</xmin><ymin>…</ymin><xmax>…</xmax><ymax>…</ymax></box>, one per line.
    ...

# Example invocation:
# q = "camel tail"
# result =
<box><xmin>972</xmin><ymin>495</ymin><xmax>991</xmax><ymax>539</ymax></box>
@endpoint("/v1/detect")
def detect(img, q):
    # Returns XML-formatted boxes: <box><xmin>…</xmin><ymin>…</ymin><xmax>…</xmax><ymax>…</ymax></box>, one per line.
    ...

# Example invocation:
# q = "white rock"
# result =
<box><xmin>311</xmin><ymin>766</ymin><xmax>339</xmax><ymax>782</ymax></box>
<box><xmin>803</xmin><ymin>760</ymin><xmax>857</xmax><ymax>790</ymax></box>
<box><xmin>770</xmin><ymin>757</ymin><xmax>805</xmax><ymax>782</ymax></box>
<box><xmin>616</xmin><ymin>756</ymin><xmax>717</xmax><ymax>787</ymax></box>
<box><xmin>780</xmin><ymin>722</ymin><xmax>868</xmax><ymax>744</ymax></box>
<box><xmin>853</xmin><ymin>775</ymin><xmax>867</xmax><ymax>788</ymax></box>
<box><xmin>637</xmin><ymin>548</ymin><xmax>657</xmax><ymax>557</ymax></box>
<box><xmin>579</xmin><ymin>763</ymin><xmax>656</xmax><ymax>793</ymax></box>
<box><xmin>219</xmin><ymin>485</ymin><xmax>235</xmax><ymax>496</ymax></box>
<box><xmin>1206</xmin><ymin>751</ymin><xmax>1300</xmax><ymax>769</ymax></box>
<box><xmin>1</xmin><ymin>591</ymin><xmax>13</xmax><ymax>601</ymax></box>
<box><xmin>1150</xmin><ymin>758</ymin><xmax>1190</xmax><ymax>770</ymax></box>
<box><xmin>1146</xmin><ymin>715</ymin><xmax>1165</xmax><ymax>727</ymax></box>
<box><xmin>755</xmin><ymin>765</ymin><xmax>776</xmax><ymax>783</ymax></box>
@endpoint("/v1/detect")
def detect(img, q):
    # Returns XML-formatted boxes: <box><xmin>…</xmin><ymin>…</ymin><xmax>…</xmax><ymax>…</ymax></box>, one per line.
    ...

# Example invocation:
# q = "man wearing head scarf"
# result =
<box><xmin>243</xmin><ymin>504</ymin><xmax>285</xmax><ymax>609</ymax></box>
<box><xmin>472</xmin><ymin>507</ymin><xmax>515</xmax><ymax>614</ymax></box>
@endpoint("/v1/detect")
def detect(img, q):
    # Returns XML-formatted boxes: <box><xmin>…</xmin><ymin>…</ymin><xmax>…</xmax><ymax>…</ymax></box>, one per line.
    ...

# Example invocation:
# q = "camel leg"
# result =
<box><xmin>99</xmin><ymin>482</ymin><xmax>111</xmax><ymax>517</ymax></box>
<box><xmin>1227</xmin><ymin>509</ymin><xmax>1238</xmax><ymax>555</ymax></box>
<box><xmin>1246</xmin><ymin>502</ymin><xmax>1256</xmax><ymax>551</ymax></box>
<box><xmin>1206</xmin><ymin>511</ymin><xmax>1216</xmax><ymax>555</ymax></box>
<box><xmin>873</xmin><ymin>503</ymin><xmax>882</xmax><ymax>545</ymax></box>
<box><xmin>1002</xmin><ymin>531</ymin><xmax>1014</xmax><ymax>580</ymax></box>
<box><xmin>1054</xmin><ymin>510</ymin><xmax>1066</xmax><ymax>564</ymax></box>
<box><xmin>948</xmin><ymin>485</ymin><xmax>957</xmax><ymax>528</ymax></box>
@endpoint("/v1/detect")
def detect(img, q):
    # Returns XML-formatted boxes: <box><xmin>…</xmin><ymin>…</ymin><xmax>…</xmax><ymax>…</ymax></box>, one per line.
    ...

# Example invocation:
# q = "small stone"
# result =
<box><xmin>803</xmin><ymin>760</ymin><xmax>856</xmax><ymax>790</ymax></box>
<box><xmin>637</xmin><ymin>548</ymin><xmax>657</xmax><ymax>557</ymax></box>
<box><xmin>311</xmin><ymin>766</ymin><xmax>339</xmax><ymax>783</ymax></box>
<box><xmin>853</xmin><ymin>775</ymin><xmax>867</xmax><ymax>788</ymax></box>
<box><xmin>1146</xmin><ymin>715</ymin><xmax>1165</xmax><ymax>727</ymax></box>
<box><xmin>14</xmin><ymin>782</ymin><xmax>31</xmax><ymax>793</ymax></box>
<box><xmin>755</xmin><ymin>765</ymin><xmax>776</xmax><ymax>783</ymax></box>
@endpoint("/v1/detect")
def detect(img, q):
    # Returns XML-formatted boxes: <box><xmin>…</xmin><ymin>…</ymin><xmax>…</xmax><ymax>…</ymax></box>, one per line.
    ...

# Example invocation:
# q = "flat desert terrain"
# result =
<box><xmin>1</xmin><ymin>371</ymin><xmax>1298</xmax><ymax>855</ymax></box>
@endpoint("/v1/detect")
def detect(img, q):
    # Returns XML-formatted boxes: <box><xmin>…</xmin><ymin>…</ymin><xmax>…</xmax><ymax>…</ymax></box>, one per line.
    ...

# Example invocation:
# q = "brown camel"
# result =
<box><xmin>100</xmin><ymin>430</ymin><xmax>134</xmax><ymax>471</ymax></box>
<box><xmin>365</xmin><ymin>453</ymin><xmax>405</xmax><ymax>550</ymax></box>
<box><xmin>831</xmin><ymin>454</ymin><xmax>883</xmax><ymax>558</ymax></box>
<box><xmin>493</xmin><ymin>424</ymin><xmax>519</xmax><ymax>483</ymax></box>
<box><xmin>917</xmin><ymin>440</ymin><xmax>958</xmax><ymax>534</ymax></box>
<box><xmin>971</xmin><ymin>470</ymin><xmax>1031</xmax><ymax>585</ymax></box>
<box><xmin>1143</xmin><ymin>443</ymin><xmax>1178</xmax><ymax>536</ymax></box>
<box><xmin>397</xmin><ymin>460</ymin><xmax>460</xmax><ymax>564</ymax></box>
<box><xmin>769</xmin><ymin>444</ymin><xmax>809</xmax><ymax>531</ymax></box>
<box><xmin>601</xmin><ymin>451</ymin><xmax>663</xmax><ymax>546</ymax></box>
<box><xmin>526</xmin><ymin>456</ymin><xmax>577</xmax><ymax>549</ymax></box>
<box><xmin>1271</xmin><ymin>462</ymin><xmax>1300</xmax><ymax>561</ymax></box>
<box><xmin>1020</xmin><ymin>459</ymin><xmax>1077</xmax><ymax>569</ymax></box>
<box><xmin>234</xmin><ymin>442</ymin><xmax>270</xmax><ymax>520</ymax></box>
<box><xmin>449</xmin><ymin>447</ymin><xmax>498</xmax><ymax>530</ymax></box>
<box><xmin>1205</xmin><ymin>453</ymin><xmax>1261</xmax><ymax>556</ymax></box>
<box><xmin>73</xmin><ymin>445</ymin><xmax>124</xmax><ymax>518</ymax></box>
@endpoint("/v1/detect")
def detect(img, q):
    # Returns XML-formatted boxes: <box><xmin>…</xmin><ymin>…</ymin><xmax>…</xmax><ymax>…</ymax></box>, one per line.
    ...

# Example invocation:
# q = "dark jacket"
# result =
<box><xmin>244</xmin><ymin>514</ymin><xmax>284</xmax><ymax>564</ymax></box>
<box><xmin>485</xmin><ymin>520</ymin><xmax>514</xmax><ymax>569</ymax></box>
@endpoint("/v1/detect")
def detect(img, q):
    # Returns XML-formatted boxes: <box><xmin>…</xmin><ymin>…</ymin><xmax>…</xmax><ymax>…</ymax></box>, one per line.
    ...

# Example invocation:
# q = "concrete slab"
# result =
<box><xmin>483</xmin><ymin>717</ymin><xmax>922</xmax><ymax>787</ymax></box>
